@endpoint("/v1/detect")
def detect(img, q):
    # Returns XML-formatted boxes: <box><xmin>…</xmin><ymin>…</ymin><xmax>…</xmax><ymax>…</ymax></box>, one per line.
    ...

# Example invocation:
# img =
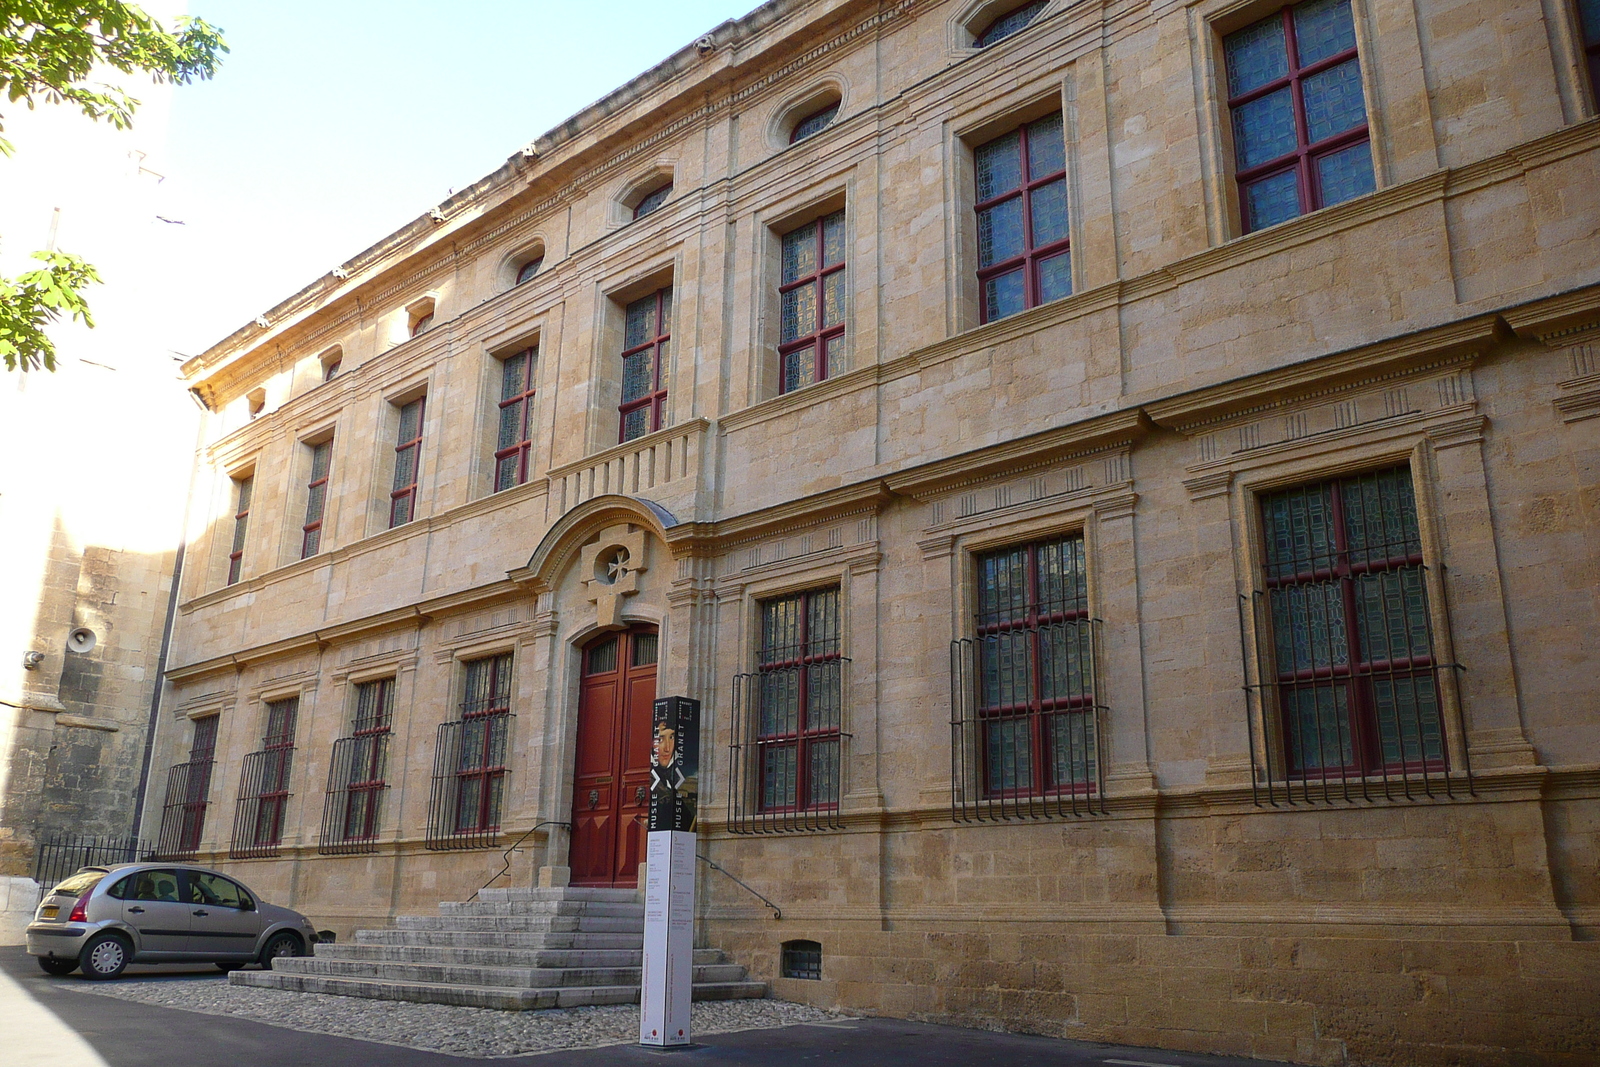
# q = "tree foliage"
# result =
<box><xmin>0</xmin><ymin>1</ymin><xmax>226</xmax><ymax>371</ymax></box>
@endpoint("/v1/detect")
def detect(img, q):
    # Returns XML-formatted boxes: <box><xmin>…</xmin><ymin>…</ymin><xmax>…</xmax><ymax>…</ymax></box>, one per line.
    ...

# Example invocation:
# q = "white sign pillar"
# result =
<box><xmin>640</xmin><ymin>829</ymin><xmax>696</xmax><ymax>1047</ymax></box>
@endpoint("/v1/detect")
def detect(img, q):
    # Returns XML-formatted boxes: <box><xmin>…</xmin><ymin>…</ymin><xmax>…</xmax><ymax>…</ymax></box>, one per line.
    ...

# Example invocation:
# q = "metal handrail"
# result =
<box><xmin>698</xmin><ymin>853</ymin><xmax>781</xmax><ymax>920</ymax></box>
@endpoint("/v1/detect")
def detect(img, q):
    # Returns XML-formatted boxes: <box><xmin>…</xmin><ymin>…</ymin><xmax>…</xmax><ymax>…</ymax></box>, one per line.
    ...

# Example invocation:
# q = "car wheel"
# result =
<box><xmin>259</xmin><ymin>931</ymin><xmax>302</xmax><ymax>968</ymax></box>
<box><xmin>38</xmin><ymin>956</ymin><xmax>79</xmax><ymax>976</ymax></box>
<box><xmin>79</xmin><ymin>934</ymin><xmax>131</xmax><ymax>980</ymax></box>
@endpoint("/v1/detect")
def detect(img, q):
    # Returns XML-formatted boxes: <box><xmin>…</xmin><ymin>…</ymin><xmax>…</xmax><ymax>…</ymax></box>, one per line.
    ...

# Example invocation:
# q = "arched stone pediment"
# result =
<box><xmin>509</xmin><ymin>495</ymin><xmax>679</xmax><ymax>595</ymax></box>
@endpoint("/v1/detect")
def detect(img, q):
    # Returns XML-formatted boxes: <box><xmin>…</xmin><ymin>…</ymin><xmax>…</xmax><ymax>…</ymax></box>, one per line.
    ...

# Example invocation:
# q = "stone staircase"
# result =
<box><xmin>230</xmin><ymin>886</ymin><xmax>767</xmax><ymax>1009</ymax></box>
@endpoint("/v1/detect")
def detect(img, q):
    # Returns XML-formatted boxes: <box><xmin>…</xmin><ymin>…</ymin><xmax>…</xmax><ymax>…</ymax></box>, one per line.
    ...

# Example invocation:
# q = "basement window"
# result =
<box><xmin>781</xmin><ymin>940</ymin><xmax>822</xmax><ymax>980</ymax></box>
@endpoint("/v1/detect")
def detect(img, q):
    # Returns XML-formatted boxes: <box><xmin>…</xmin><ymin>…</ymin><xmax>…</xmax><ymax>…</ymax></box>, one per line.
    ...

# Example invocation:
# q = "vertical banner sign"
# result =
<box><xmin>640</xmin><ymin>696</ymin><xmax>699</xmax><ymax>1048</ymax></box>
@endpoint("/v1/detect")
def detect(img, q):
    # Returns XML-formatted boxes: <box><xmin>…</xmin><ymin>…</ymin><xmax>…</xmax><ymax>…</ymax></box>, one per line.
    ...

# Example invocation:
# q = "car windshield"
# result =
<box><xmin>49</xmin><ymin>870</ymin><xmax>108</xmax><ymax>897</ymax></box>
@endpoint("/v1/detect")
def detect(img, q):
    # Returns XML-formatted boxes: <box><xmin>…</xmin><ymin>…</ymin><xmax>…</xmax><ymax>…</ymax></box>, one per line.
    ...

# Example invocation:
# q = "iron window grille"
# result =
<box><xmin>1238</xmin><ymin>465</ymin><xmax>1471</xmax><ymax>805</ymax></box>
<box><xmin>729</xmin><ymin>588</ymin><xmax>849</xmax><ymax>834</ymax></box>
<box><xmin>781</xmin><ymin>939</ymin><xmax>823</xmax><ymax>980</ymax></box>
<box><xmin>494</xmin><ymin>346</ymin><xmax>539</xmax><ymax>491</ymax></box>
<box><xmin>974</xmin><ymin>0</ymin><xmax>1048</xmax><ymax>47</ymax></box>
<box><xmin>974</xmin><ymin>113</ymin><xmax>1070</xmax><ymax>324</ymax></box>
<box><xmin>389</xmin><ymin>398</ymin><xmax>424</xmax><ymax>528</ymax></box>
<box><xmin>319</xmin><ymin>678</ymin><xmax>393</xmax><ymax>855</ymax></box>
<box><xmin>1225</xmin><ymin>0</ymin><xmax>1373</xmax><ymax>233</ymax></box>
<box><xmin>427</xmin><ymin>653</ymin><xmax>514</xmax><ymax>850</ymax></box>
<box><xmin>301</xmin><ymin>440</ymin><xmax>332</xmax><ymax>558</ymax></box>
<box><xmin>231</xmin><ymin>697</ymin><xmax>298</xmax><ymax>859</ymax></box>
<box><xmin>951</xmin><ymin>535</ymin><xmax>1107</xmax><ymax>821</ymax></box>
<box><xmin>633</xmin><ymin>183</ymin><xmax>672</xmax><ymax>220</ymax></box>
<box><xmin>227</xmin><ymin>476</ymin><xmax>251</xmax><ymax>585</ymax></box>
<box><xmin>1579</xmin><ymin>0</ymin><xmax>1600</xmax><ymax>99</ymax></box>
<box><xmin>790</xmin><ymin>102</ymin><xmax>839</xmax><ymax>143</ymax></box>
<box><xmin>620</xmin><ymin>288</ymin><xmax>671</xmax><ymax>443</ymax></box>
<box><xmin>778</xmin><ymin>211</ymin><xmax>846</xmax><ymax>393</ymax></box>
<box><xmin>153</xmin><ymin>715</ymin><xmax>218</xmax><ymax>859</ymax></box>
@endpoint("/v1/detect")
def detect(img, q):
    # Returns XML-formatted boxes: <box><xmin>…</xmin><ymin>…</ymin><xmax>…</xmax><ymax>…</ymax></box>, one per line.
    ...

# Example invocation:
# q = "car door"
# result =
<box><xmin>117</xmin><ymin>868</ymin><xmax>191</xmax><ymax>956</ymax></box>
<box><xmin>182</xmin><ymin>870</ymin><xmax>264</xmax><ymax>957</ymax></box>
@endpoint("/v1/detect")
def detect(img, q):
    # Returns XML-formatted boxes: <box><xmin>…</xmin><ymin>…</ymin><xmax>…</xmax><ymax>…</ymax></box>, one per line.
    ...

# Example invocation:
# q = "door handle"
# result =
<box><xmin>634</xmin><ymin>786</ymin><xmax>648</xmax><ymax>805</ymax></box>
<box><xmin>128</xmin><ymin>906</ymin><xmax>145</xmax><ymax>914</ymax></box>
<box><xmin>192</xmin><ymin>909</ymin><xmax>209</xmax><ymax>917</ymax></box>
<box><xmin>588</xmin><ymin>789</ymin><xmax>600</xmax><ymax>809</ymax></box>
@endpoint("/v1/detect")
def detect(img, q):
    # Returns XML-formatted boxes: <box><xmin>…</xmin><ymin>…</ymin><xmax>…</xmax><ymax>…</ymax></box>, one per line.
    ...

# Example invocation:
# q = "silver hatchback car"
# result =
<box><xmin>26</xmin><ymin>862</ymin><xmax>318</xmax><ymax>979</ymax></box>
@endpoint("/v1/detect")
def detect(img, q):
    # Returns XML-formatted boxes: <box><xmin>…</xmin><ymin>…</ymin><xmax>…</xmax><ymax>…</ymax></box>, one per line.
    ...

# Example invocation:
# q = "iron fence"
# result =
<box><xmin>949</xmin><ymin>617</ymin><xmax>1108</xmax><ymax>821</ymax></box>
<box><xmin>32</xmin><ymin>830</ymin><xmax>150</xmax><ymax>889</ymax></box>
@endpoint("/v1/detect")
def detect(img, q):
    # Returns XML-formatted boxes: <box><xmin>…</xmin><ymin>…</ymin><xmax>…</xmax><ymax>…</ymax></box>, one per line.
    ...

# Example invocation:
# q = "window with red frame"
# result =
<box><xmin>1578</xmin><ymin>0</ymin><xmax>1600</xmax><ymax>98</ymax></box>
<box><xmin>301</xmin><ymin>440</ymin><xmax>332</xmax><ymax>558</ymax></box>
<box><xmin>342</xmin><ymin>678</ymin><xmax>393</xmax><ymax>841</ymax></box>
<box><xmin>456</xmin><ymin>653</ymin><xmax>513</xmax><ymax>833</ymax></box>
<box><xmin>410</xmin><ymin>311</ymin><xmax>435</xmax><ymax>337</ymax></box>
<box><xmin>1260</xmin><ymin>465</ymin><xmax>1447</xmax><ymax>777</ymax></box>
<box><xmin>756</xmin><ymin>588</ymin><xmax>843</xmax><ymax>812</ymax></box>
<box><xmin>779</xmin><ymin>211</ymin><xmax>846</xmax><ymax>392</ymax></box>
<box><xmin>974</xmin><ymin>535</ymin><xmax>1098</xmax><ymax>796</ymax></box>
<box><xmin>620</xmin><ymin>289</ymin><xmax>671</xmax><ymax>442</ymax></box>
<box><xmin>245</xmin><ymin>697</ymin><xmax>298</xmax><ymax>849</ymax></box>
<box><xmin>1225</xmin><ymin>0</ymin><xmax>1373</xmax><ymax>233</ymax></box>
<box><xmin>226</xmin><ymin>476</ymin><xmax>251</xmax><ymax>585</ymax></box>
<box><xmin>494</xmin><ymin>346</ymin><xmax>539</xmax><ymax>491</ymax></box>
<box><xmin>974</xmin><ymin>113</ymin><xmax>1070</xmax><ymax>324</ymax></box>
<box><xmin>389</xmin><ymin>398</ymin><xmax>424</xmax><ymax>528</ymax></box>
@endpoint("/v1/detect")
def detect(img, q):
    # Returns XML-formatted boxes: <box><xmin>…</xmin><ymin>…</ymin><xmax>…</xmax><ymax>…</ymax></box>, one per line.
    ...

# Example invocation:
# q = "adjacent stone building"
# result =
<box><xmin>143</xmin><ymin>0</ymin><xmax>1599</xmax><ymax>1062</ymax></box>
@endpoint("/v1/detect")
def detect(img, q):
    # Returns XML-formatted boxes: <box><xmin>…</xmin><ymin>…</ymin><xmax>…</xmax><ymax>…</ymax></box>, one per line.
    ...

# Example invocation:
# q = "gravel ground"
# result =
<box><xmin>64</xmin><ymin>977</ymin><xmax>850</xmax><ymax>1058</ymax></box>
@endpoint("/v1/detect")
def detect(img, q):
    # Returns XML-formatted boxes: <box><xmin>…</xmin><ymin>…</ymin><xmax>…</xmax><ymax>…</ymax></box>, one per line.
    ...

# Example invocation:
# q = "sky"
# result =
<box><xmin>161</xmin><ymin>0</ymin><xmax>756</xmax><ymax>354</ymax></box>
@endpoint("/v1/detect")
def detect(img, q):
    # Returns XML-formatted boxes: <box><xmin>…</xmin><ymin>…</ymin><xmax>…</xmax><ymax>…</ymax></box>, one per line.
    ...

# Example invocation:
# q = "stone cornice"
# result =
<box><xmin>1500</xmin><ymin>280</ymin><xmax>1600</xmax><ymax>343</ymax></box>
<box><xmin>1143</xmin><ymin>317</ymin><xmax>1501</xmax><ymax>432</ymax></box>
<box><xmin>884</xmin><ymin>410</ymin><xmax>1148</xmax><ymax>498</ymax></box>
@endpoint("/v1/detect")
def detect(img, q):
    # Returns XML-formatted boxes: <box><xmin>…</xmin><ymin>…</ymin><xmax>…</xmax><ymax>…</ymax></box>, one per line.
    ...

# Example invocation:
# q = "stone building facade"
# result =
<box><xmin>145</xmin><ymin>0</ymin><xmax>1599</xmax><ymax>1062</ymax></box>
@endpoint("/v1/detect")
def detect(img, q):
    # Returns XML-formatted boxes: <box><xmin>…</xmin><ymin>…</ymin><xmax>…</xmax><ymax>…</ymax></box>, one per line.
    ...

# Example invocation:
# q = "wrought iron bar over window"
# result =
<box><xmin>951</xmin><ymin>535</ymin><xmax>1107</xmax><ymax>820</ymax></box>
<box><xmin>427</xmin><ymin>653</ymin><xmax>513</xmax><ymax>850</ymax></box>
<box><xmin>1238</xmin><ymin>465</ymin><xmax>1469</xmax><ymax>805</ymax></box>
<box><xmin>153</xmin><ymin>715</ymin><xmax>218</xmax><ymax>859</ymax></box>
<box><xmin>729</xmin><ymin>587</ymin><xmax>848</xmax><ymax>833</ymax></box>
<box><xmin>319</xmin><ymin>678</ymin><xmax>393</xmax><ymax>855</ymax></box>
<box><xmin>231</xmin><ymin>697</ymin><xmax>298</xmax><ymax>859</ymax></box>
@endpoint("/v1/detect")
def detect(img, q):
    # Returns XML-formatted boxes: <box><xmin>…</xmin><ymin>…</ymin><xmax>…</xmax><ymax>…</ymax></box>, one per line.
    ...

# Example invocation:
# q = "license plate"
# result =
<box><xmin>39</xmin><ymin>905</ymin><xmax>58</xmax><ymax>919</ymax></box>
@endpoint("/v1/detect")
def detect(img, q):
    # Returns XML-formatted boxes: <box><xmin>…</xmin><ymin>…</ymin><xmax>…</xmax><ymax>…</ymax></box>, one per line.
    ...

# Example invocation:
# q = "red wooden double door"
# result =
<box><xmin>569</xmin><ymin>625</ymin><xmax>658</xmax><ymax>887</ymax></box>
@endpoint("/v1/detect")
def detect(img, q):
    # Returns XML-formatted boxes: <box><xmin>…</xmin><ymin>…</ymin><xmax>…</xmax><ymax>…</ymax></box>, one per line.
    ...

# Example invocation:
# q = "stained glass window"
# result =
<box><xmin>975</xmin><ymin>112</ymin><xmax>1071</xmax><ymax>324</ymax></box>
<box><xmin>456</xmin><ymin>654</ymin><xmax>513</xmax><ymax>834</ymax></box>
<box><xmin>791</xmin><ymin>102</ymin><xmax>839</xmax><ymax>143</ymax></box>
<box><xmin>757</xmin><ymin>588</ymin><xmax>843</xmax><ymax>811</ymax></box>
<box><xmin>494</xmin><ymin>347</ymin><xmax>538</xmax><ymax>492</ymax></box>
<box><xmin>974</xmin><ymin>0</ymin><xmax>1048</xmax><ymax>47</ymax></box>
<box><xmin>516</xmin><ymin>256</ymin><xmax>543</xmax><ymax>284</ymax></box>
<box><xmin>227</xmin><ymin>476</ymin><xmax>251</xmax><ymax>585</ymax></box>
<box><xmin>1261</xmin><ymin>466</ymin><xmax>1447</xmax><ymax>776</ymax></box>
<box><xmin>634</xmin><ymin>183</ymin><xmax>671</xmax><ymax>220</ymax></box>
<box><xmin>974</xmin><ymin>535</ymin><xmax>1097</xmax><ymax>797</ymax></box>
<box><xmin>389</xmin><ymin>398</ymin><xmax>424</xmax><ymax>528</ymax></box>
<box><xmin>619</xmin><ymin>289</ymin><xmax>671</xmax><ymax>441</ymax></box>
<box><xmin>1577</xmin><ymin>0</ymin><xmax>1600</xmax><ymax>98</ymax></box>
<box><xmin>1224</xmin><ymin>0</ymin><xmax>1373</xmax><ymax>233</ymax></box>
<box><xmin>301</xmin><ymin>440</ymin><xmax>332</xmax><ymax>558</ymax></box>
<box><xmin>779</xmin><ymin>210</ymin><xmax>847</xmax><ymax>392</ymax></box>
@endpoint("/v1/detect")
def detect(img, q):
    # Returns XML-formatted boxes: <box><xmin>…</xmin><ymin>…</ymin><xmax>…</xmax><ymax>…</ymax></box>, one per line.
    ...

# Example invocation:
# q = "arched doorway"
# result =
<box><xmin>569</xmin><ymin>625</ymin><xmax>658</xmax><ymax>886</ymax></box>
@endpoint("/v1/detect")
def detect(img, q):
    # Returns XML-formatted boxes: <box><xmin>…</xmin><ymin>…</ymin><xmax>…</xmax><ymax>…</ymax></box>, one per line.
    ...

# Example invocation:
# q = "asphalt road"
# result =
<box><xmin>2</xmin><ymin>945</ymin><xmax>1276</xmax><ymax>1067</ymax></box>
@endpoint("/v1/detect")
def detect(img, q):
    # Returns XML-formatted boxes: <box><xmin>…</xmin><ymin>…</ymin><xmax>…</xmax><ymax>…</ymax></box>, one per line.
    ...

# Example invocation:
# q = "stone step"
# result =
<box><xmin>274</xmin><ymin>956</ymin><xmax>749</xmax><ymax>989</ymax></box>
<box><xmin>477</xmin><ymin>887</ymin><xmax>639</xmax><ymax>904</ymax></box>
<box><xmin>319</xmin><ymin>943</ymin><xmax>726</xmax><ymax>968</ymax></box>
<box><xmin>394</xmin><ymin>914</ymin><xmax>645</xmax><ymax>933</ymax></box>
<box><xmin>437</xmin><ymin>900</ymin><xmax>644</xmax><ymax>918</ymax></box>
<box><xmin>353</xmin><ymin>929</ymin><xmax>644</xmax><ymax>950</ymax></box>
<box><xmin>230</xmin><ymin>970</ymin><xmax>768</xmax><ymax>1010</ymax></box>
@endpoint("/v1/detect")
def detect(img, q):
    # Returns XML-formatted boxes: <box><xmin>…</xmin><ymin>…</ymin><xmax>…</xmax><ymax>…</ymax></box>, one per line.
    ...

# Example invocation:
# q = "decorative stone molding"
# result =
<box><xmin>580</xmin><ymin>524</ymin><xmax>650</xmax><ymax>631</ymax></box>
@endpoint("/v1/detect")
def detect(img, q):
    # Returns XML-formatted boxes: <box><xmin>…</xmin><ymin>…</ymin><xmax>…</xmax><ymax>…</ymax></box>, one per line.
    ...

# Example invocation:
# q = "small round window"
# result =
<box><xmin>634</xmin><ymin>183</ymin><xmax>672</xmax><ymax>220</ymax></box>
<box><xmin>790</xmin><ymin>101</ymin><xmax>840</xmax><ymax>144</ymax></box>
<box><xmin>516</xmin><ymin>257</ymin><xmax>544</xmax><ymax>284</ymax></box>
